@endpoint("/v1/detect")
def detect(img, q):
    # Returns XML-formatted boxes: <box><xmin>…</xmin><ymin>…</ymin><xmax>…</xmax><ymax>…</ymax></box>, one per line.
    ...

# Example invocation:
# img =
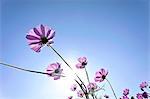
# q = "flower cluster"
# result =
<box><xmin>26</xmin><ymin>24</ymin><xmax>149</xmax><ymax>99</ymax></box>
<box><xmin>121</xmin><ymin>89</ymin><xmax>130</xmax><ymax>99</ymax></box>
<box><xmin>136</xmin><ymin>82</ymin><xmax>149</xmax><ymax>99</ymax></box>
<box><xmin>0</xmin><ymin>24</ymin><xmax>149</xmax><ymax>99</ymax></box>
<box><xmin>120</xmin><ymin>82</ymin><xmax>150</xmax><ymax>99</ymax></box>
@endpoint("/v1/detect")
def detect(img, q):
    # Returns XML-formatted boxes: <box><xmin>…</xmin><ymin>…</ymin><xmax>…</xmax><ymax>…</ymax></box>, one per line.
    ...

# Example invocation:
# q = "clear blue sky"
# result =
<box><xmin>0</xmin><ymin>0</ymin><xmax>149</xmax><ymax>99</ymax></box>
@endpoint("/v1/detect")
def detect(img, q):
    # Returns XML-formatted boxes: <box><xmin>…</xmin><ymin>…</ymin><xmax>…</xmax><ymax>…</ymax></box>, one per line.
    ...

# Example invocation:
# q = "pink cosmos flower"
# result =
<box><xmin>94</xmin><ymin>68</ymin><xmax>108</xmax><ymax>82</ymax></box>
<box><xmin>76</xmin><ymin>57</ymin><xmax>87</xmax><ymax>69</ymax></box>
<box><xmin>139</xmin><ymin>81</ymin><xmax>148</xmax><ymax>89</ymax></box>
<box><xmin>122</xmin><ymin>95</ymin><xmax>129</xmax><ymax>99</ymax></box>
<box><xmin>68</xmin><ymin>96</ymin><xmax>73</xmax><ymax>99</ymax></box>
<box><xmin>142</xmin><ymin>92</ymin><xmax>148</xmax><ymax>98</ymax></box>
<box><xmin>123</xmin><ymin>89</ymin><xmax>129</xmax><ymax>96</ymax></box>
<box><xmin>87</xmin><ymin>82</ymin><xmax>97</xmax><ymax>92</ymax></box>
<box><xmin>136</xmin><ymin>93</ymin><xmax>143</xmax><ymax>99</ymax></box>
<box><xmin>77</xmin><ymin>90</ymin><xmax>84</xmax><ymax>98</ymax></box>
<box><xmin>70</xmin><ymin>84</ymin><xmax>77</xmax><ymax>91</ymax></box>
<box><xmin>26</xmin><ymin>24</ymin><xmax>55</xmax><ymax>52</ymax></box>
<box><xmin>46</xmin><ymin>62</ymin><xmax>63</xmax><ymax>80</ymax></box>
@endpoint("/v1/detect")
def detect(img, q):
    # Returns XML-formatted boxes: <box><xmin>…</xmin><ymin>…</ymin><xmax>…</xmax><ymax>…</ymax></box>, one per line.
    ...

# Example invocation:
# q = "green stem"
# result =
<box><xmin>91</xmin><ymin>94</ymin><xmax>95</xmax><ymax>99</ymax></box>
<box><xmin>106</xmin><ymin>78</ymin><xmax>117</xmax><ymax>99</ymax></box>
<box><xmin>48</xmin><ymin>45</ymin><xmax>88</xmax><ymax>92</ymax></box>
<box><xmin>75</xmin><ymin>79</ymin><xmax>89</xmax><ymax>99</ymax></box>
<box><xmin>85</xmin><ymin>67</ymin><xmax>90</xmax><ymax>83</ymax></box>
<box><xmin>49</xmin><ymin>45</ymin><xmax>73</xmax><ymax>70</ymax></box>
<box><xmin>0</xmin><ymin>62</ymin><xmax>49</xmax><ymax>75</ymax></box>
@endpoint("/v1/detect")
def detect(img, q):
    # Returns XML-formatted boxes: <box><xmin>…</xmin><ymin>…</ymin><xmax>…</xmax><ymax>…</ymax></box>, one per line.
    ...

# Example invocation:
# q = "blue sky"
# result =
<box><xmin>0</xmin><ymin>0</ymin><xmax>149</xmax><ymax>99</ymax></box>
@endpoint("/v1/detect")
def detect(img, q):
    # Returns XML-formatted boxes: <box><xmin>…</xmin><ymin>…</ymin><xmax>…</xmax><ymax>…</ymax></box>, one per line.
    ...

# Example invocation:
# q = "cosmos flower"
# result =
<box><xmin>77</xmin><ymin>90</ymin><xmax>84</xmax><ymax>98</ymax></box>
<box><xmin>136</xmin><ymin>93</ymin><xmax>143</xmax><ymax>99</ymax></box>
<box><xmin>70</xmin><ymin>84</ymin><xmax>77</xmax><ymax>91</ymax></box>
<box><xmin>87</xmin><ymin>82</ymin><xmax>98</xmax><ymax>92</ymax></box>
<box><xmin>94</xmin><ymin>68</ymin><xmax>108</xmax><ymax>82</ymax></box>
<box><xmin>76</xmin><ymin>57</ymin><xmax>87</xmax><ymax>69</ymax></box>
<box><xmin>46</xmin><ymin>62</ymin><xmax>63</xmax><ymax>80</ymax></box>
<box><xmin>142</xmin><ymin>92</ymin><xmax>148</xmax><ymax>98</ymax></box>
<box><xmin>139</xmin><ymin>82</ymin><xmax>148</xmax><ymax>89</ymax></box>
<box><xmin>68</xmin><ymin>96</ymin><xmax>73</xmax><ymax>99</ymax></box>
<box><xmin>26</xmin><ymin>24</ymin><xmax>55</xmax><ymax>52</ymax></box>
<box><xmin>123</xmin><ymin>89</ymin><xmax>129</xmax><ymax>96</ymax></box>
<box><xmin>122</xmin><ymin>95</ymin><xmax>129</xmax><ymax>99</ymax></box>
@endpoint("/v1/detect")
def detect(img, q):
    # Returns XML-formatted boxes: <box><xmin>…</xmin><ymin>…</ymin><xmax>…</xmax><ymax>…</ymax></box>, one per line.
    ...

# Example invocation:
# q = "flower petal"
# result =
<box><xmin>78</xmin><ymin>57</ymin><xmax>87</xmax><ymax>63</ymax></box>
<box><xmin>40</xmin><ymin>24</ymin><xmax>45</xmax><ymax>36</ymax></box>
<box><xmin>29</xmin><ymin>41</ymin><xmax>41</xmax><ymax>45</ymax></box>
<box><xmin>26</xmin><ymin>35</ymin><xmax>41</xmax><ymax>40</ymax></box>
<box><xmin>54</xmin><ymin>75</ymin><xmax>60</xmax><ymax>80</ymax></box>
<box><xmin>33</xmin><ymin>27</ymin><xmax>42</xmax><ymax>37</ymax></box>
<box><xmin>30</xmin><ymin>44</ymin><xmax>42</xmax><ymax>52</ymax></box>
<box><xmin>48</xmin><ymin>30</ymin><xmax>55</xmax><ymax>40</ymax></box>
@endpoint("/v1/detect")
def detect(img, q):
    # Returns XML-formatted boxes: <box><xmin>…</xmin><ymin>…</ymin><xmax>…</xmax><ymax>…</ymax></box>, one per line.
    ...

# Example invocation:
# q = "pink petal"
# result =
<box><xmin>27</xmin><ymin>29</ymin><xmax>40</xmax><ymax>38</ymax></box>
<box><xmin>94</xmin><ymin>73</ymin><xmax>104</xmax><ymax>82</ymax></box>
<box><xmin>50</xmin><ymin>63</ymin><xmax>58</xmax><ymax>69</ymax></box>
<box><xmin>34</xmin><ymin>25</ymin><xmax>43</xmax><ymax>37</ymax></box>
<box><xmin>54</xmin><ymin>75</ymin><xmax>60</xmax><ymax>80</ymax></box>
<box><xmin>40</xmin><ymin>24</ymin><xmax>45</xmax><ymax>36</ymax></box>
<box><xmin>47</xmin><ymin>29</ymin><xmax>55</xmax><ymax>39</ymax></box>
<box><xmin>76</xmin><ymin>63</ymin><xmax>82</xmax><ymax>69</ymax></box>
<box><xmin>30</xmin><ymin>44</ymin><xmax>42</xmax><ymax>52</ymax></box>
<box><xmin>95</xmin><ymin>71</ymin><xmax>102</xmax><ymax>77</ymax></box>
<box><xmin>48</xmin><ymin>31</ymin><xmax>55</xmax><ymax>40</ymax></box>
<box><xmin>78</xmin><ymin>57</ymin><xmax>87</xmax><ymax>63</ymax></box>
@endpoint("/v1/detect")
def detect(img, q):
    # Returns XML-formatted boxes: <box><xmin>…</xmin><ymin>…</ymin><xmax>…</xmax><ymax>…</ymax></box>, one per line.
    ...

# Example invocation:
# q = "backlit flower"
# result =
<box><xmin>123</xmin><ymin>89</ymin><xmax>129</xmax><ymax>96</ymax></box>
<box><xmin>77</xmin><ymin>90</ymin><xmax>84</xmax><ymax>98</ymax></box>
<box><xmin>139</xmin><ymin>82</ymin><xmax>148</xmax><ymax>89</ymax></box>
<box><xmin>94</xmin><ymin>68</ymin><xmax>108</xmax><ymax>82</ymax></box>
<box><xmin>122</xmin><ymin>95</ymin><xmax>129</xmax><ymax>99</ymax></box>
<box><xmin>142</xmin><ymin>92</ymin><xmax>148</xmax><ymax>98</ymax></box>
<box><xmin>46</xmin><ymin>62</ymin><xmax>63</xmax><ymax>80</ymax></box>
<box><xmin>68</xmin><ymin>96</ymin><xmax>73</xmax><ymax>99</ymax></box>
<box><xmin>70</xmin><ymin>84</ymin><xmax>77</xmax><ymax>91</ymax></box>
<box><xmin>87</xmin><ymin>82</ymin><xmax>97</xmax><ymax>92</ymax></box>
<box><xmin>76</xmin><ymin>57</ymin><xmax>87</xmax><ymax>69</ymax></box>
<box><xmin>136</xmin><ymin>93</ymin><xmax>143</xmax><ymax>99</ymax></box>
<box><xmin>26</xmin><ymin>24</ymin><xmax>55</xmax><ymax>52</ymax></box>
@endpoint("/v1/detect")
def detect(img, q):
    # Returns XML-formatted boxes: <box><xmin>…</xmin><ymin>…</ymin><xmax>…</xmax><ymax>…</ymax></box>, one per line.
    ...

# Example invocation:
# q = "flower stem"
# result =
<box><xmin>85</xmin><ymin>67</ymin><xmax>93</xmax><ymax>98</ymax></box>
<box><xmin>48</xmin><ymin>45</ymin><xmax>87</xmax><ymax>92</ymax></box>
<box><xmin>0</xmin><ymin>62</ymin><xmax>48</xmax><ymax>75</ymax></box>
<box><xmin>85</xmin><ymin>67</ymin><xmax>90</xmax><ymax>83</ymax></box>
<box><xmin>106</xmin><ymin>78</ymin><xmax>117</xmax><ymax>99</ymax></box>
<box><xmin>75</xmin><ymin>79</ymin><xmax>89</xmax><ymax>99</ymax></box>
<box><xmin>91</xmin><ymin>94</ymin><xmax>95</xmax><ymax>99</ymax></box>
<box><xmin>48</xmin><ymin>45</ymin><xmax>73</xmax><ymax>70</ymax></box>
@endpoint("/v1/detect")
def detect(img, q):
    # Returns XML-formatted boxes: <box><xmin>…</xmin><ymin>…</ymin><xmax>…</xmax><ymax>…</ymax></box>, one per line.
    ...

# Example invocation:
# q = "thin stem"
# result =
<box><xmin>0</xmin><ymin>62</ymin><xmax>49</xmax><ymax>75</ymax></box>
<box><xmin>106</xmin><ymin>78</ymin><xmax>117</xmax><ymax>99</ymax></box>
<box><xmin>75</xmin><ymin>80</ymin><xmax>86</xmax><ymax>93</ymax></box>
<box><xmin>48</xmin><ymin>45</ymin><xmax>73</xmax><ymax>70</ymax></box>
<box><xmin>75</xmin><ymin>79</ymin><xmax>89</xmax><ymax>99</ymax></box>
<box><xmin>85</xmin><ymin>67</ymin><xmax>96</xmax><ymax>99</ymax></box>
<box><xmin>0</xmin><ymin>62</ymin><xmax>65</xmax><ymax>77</ymax></box>
<box><xmin>48</xmin><ymin>45</ymin><xmax>87</xmax><ymax>92</ymax></box>
<box><xmin>94</xmin><ymin>95</ymin><xmax>98</xmax><ymax>99</ymax></box>
<box><xmin>91</xmin><ymin>94</ymin><xmax>95</xmax><ymax>99</ymax></box>
<box><xmin>85</xmin><ymin>67</ymin><xmax>90</xmax><ymax>83</ymax></box>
